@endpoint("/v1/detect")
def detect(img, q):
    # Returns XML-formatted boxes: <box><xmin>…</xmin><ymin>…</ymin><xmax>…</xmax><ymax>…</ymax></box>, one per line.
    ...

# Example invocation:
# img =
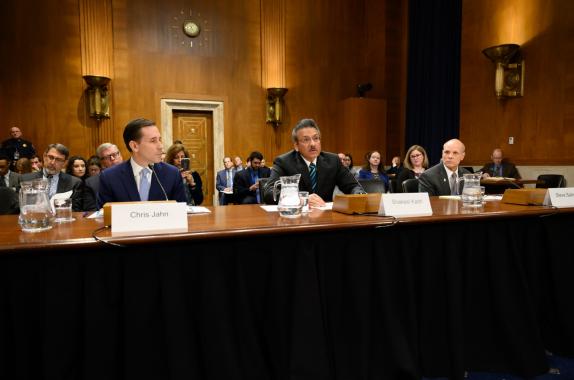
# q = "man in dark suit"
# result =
<box><xmin>0</xmin><ymin>126</ymin><xmax>36</xmax><ymax>170</ymax></box>
<box><xmin>83</xmin><ymin>142</ymin><xmax>124</xmax><ymax>210</ymax></box>
<box><xmin>21</xmin><ymin>144</ymin><xmax>84</xmax><ymax>211</ymax></box>
<box><xmin>0</xmin><ymin>154</ymin><xmax>21</xmax><ymax>190</ymax></box>
<box><xmin>233</xmin><ymin>151</ymin><xmax>269</xmax><ymax>204</ymax></box>
<box><xmin>479</xmin><ymin>148</ymin><xmax>521</xmax><ymax>179</ymax></box>
<box><xmin>215</xmin><ymin>156</ymin><xmax>237</xmax><ymax>205</ymax></box>
<box><xmin>263</xmin><ymin>118</ymin><xmax>363</xmax><ymax>206</ymax></box>
<box><xmin>418</xmin><ymin>138</ymin><xmax>471</xmax><ymax>196</ymax></box>
<box><xmin>97</xmin><ymin>118</ymin><xmax>186</xmax><ymax>208</ymax></box>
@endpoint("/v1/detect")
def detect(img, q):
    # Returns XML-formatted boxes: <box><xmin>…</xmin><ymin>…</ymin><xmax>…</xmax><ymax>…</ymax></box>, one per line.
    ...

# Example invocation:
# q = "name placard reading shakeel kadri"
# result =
<box><xmin>378</xmin><ymin>192</ymin><xmax>433</xmax><ymax>217</ymax></box>
<box><xmin>111</xmin><ymin>202</ymin><xmax>188</xmax><ymax>235</ymax></box>
<box><xmin>544</xmin><ymin>187</ymin><xmax>574</xmax><ymax>208</ymax></box>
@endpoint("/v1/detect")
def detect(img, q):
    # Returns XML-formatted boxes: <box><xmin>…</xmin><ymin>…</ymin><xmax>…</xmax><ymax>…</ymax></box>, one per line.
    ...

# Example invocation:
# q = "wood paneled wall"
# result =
<box><xmin>0</xmin><ymin>0</ymin><xmax>406</xmax><ymax>166</ymax></box>
<box><xmin>460</xmin><ymin>0</ymin><xmax>574</xmax><ymax>165</ymax></box>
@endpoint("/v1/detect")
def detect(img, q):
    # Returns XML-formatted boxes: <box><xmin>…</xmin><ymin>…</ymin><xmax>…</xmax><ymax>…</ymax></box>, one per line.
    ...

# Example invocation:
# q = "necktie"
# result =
<box><xmin>0</xmin><ymin>175</ymin><xmax>5</xmax><ymax>187</ymax></box>
<box><xmin>309</xmin><ymin>163</ymin><xmax>318</xmax><ymax>193</ymax></box>
<box><xmin>46</xmin><ymin>174</ymin><xmax>56</xmax><ymax>198</ymax></box>
<box><xmin>494</xmin><ymin>165</ymin><xmax>500</xmax><ymax>176</ymax></box>
<box><xmin>227</xmin><ymin>170</ymin><xmax>233</xmax><ymax>187</ymax></box>
<box><xmin>139</xmin><ymin>168</ymin><xmax>151</xmax><ymax>201</ymax></box>
<box><xmin>251</xmin><ymin>170</ymin><xmax>260</xmax><ymax>203</ymax></box>
<box><xmin>450</xmin><ymin>172</ymin><xmax>458</xmax><ymax>195</ymax></box>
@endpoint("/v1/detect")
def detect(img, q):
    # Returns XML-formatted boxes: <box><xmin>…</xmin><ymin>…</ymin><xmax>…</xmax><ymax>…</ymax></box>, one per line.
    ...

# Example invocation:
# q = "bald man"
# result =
<box><xmin>418</xmin><ymin>139</ymin><xmax>471</xmax><ymax>196</ymax></box>
<box><xmin>479</xmin><ymin>148</ymin><xmax>521</xmax><ymax>179</ymax></box>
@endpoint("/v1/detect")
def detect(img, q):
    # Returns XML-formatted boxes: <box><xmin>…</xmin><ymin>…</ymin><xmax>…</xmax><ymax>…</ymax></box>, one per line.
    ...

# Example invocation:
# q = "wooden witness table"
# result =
<box><xmin>480</xmin><ymin>177</ymin><xmax>541</xmax><ymax>194</ymax></box>
<box><xmin>1</xmin><ymin>199</ymin><xmax>573</xmax><ymax>380</ymax></box>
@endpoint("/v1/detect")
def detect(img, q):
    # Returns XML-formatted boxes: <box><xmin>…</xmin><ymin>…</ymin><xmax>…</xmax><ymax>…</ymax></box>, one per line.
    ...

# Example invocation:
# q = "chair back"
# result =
<box><xmin>0</xmin><ymin>187</ymin><xmax>19</xmax><ymax>215</ymax></box>
<box><xmin>536</xmin><ymin>174</ymin><xmax>565</xmax><ymax>188</ymax></box>
<box><xmin>358</xmin><ymin>179</ymin><xmax>386</xmax><ymax>194</ymax></box>
<box><xmin>388</xmin><ymin>178</ymin><xmax>398</xmax><ymax>193</ymax></box>
<box><xmin>402</xmin><ymin>178</ymin><xmax>419</xmax><ymax>193</ymax></box>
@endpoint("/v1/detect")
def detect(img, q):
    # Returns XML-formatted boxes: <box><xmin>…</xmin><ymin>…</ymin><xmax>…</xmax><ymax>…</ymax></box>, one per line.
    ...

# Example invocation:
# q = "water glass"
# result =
<box><xmin>461</xmin><ymin>186</ymin><xmax>482</xmax><ymax>207</ymax></box>
<box><xmin>479</xmin><ymin>186</ymin><xmax>486</xmax><ymax>203</ymax></box>
<box><xmin>299</xmin><ymin>191</ymin><xmax>310</xmax><ymax>213</ymax></box>
<box><xmin>54</xmin><ymin>198</ymin><xmax>74</xmax><ymax>223</ymax></box>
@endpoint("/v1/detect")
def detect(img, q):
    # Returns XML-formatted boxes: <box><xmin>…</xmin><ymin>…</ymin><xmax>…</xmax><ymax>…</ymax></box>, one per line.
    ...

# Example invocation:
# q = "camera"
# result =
<box><xmin>181</xmin><ymin>157</ymin><xmax>190</xmax><ymax>171</ymax></box>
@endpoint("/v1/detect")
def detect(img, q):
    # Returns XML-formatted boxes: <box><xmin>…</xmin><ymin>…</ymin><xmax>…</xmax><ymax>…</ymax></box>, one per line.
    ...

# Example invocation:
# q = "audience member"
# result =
<box><xmin>30</xmin><ymin>155</ymin><xmax>42</xmax><ymax>172</ymax></box>
<box><xmin>86</xmin><ymin>156</ymin><xmax>101</xmax><ymax>177</ymax></box>
<box><xmin>233</xmin><ymin>156</ymin><xmax>245</xmax><ymax>171</ymax></box>
<box><xmin>165</xmin><ymin>143</ymin><xmax>203</xmax><ymax>205</ymax></box>
<box><xmin>0</xmin><ymin>154</ymin><xmax>21</xmax><ymax>190</ymax></box>
<box><xmin>479</xmin><ymin>148</ymin><xmax>521</xmax><ymax>179</ymax></box>
<box><xmin>233</xmin><ymin>151</ymin><xmax>269</xmax><ymax>204</ymax></box>
<box><xmin>83</xmin><ymin>143</ymin><xmax>123</xmax><ymax>211</ymax></box>
<box><xmin>396</xmin><ymin>145</ymin><xmax>429</xmax><ymax>192</ymax></box>
<box><xmin>357</xmin><ymin>150</ymin><xmax>389</xmax><ymax>189</ymax></box>
<box><xmin>386</xmin><ymin>156</ymin><xmax>403</xmax><ymax>176</ymax></box>
<box><xmin>66</xmin><ymin>156</ymin><xmax>88</xmax><ymax>181</ymax></box>
<box><xmin>263</xmin><ymin>118</ymin><xmax>363</xmax><ymax>206</ymax></box>
<box><xmin>216</xmin><ymin>157</ymin><xmax>237</xmax><ymax>205</ymax></box>
<box><xmin>97</xmin><ymin>118</ymin><xmax>186</xmax><ymax>207</ymax></box>
<box><xmin>15</xmin><ymin>157</ymin><xmax>33</xmax><ymax>174</ymax></box>
<box><xmin>1</xmin><ymin>126</ymin><xmax>36</xmax><ymax>170</ymax></box>
<box><xmin>418</xmin><ymin>139</ymin><xmax>470</xmax><ymax>196</ymax></box>
<box><xmin>21</xmin><ymin>144</ymin><xmax>83</xmax><ymax>210</ymax></box>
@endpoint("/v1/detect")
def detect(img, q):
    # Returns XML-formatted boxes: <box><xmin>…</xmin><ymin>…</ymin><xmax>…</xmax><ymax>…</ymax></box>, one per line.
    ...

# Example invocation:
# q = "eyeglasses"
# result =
<box><xmin>298</xmin><ymin>136</ymin><xmax>321</xmax><ymax>145</ymax></box>
<box><xmin>342</xmin><ymin>158</ymin><xmax>351</xmax><ymax>161</ymax></box>
<box><xmin>410</xmin><ymin>153</ymin><xmax>423</xmax><ymax>159</ymax></box>
<box><xmin>101</xmin><ymin>151</ymin><xmax>121</xmax><ymax>161</ymax></box>
<box><xmin>45</xmin><ymin>154</ymin><xmax>66</xmax><ymax>164</ymax></box>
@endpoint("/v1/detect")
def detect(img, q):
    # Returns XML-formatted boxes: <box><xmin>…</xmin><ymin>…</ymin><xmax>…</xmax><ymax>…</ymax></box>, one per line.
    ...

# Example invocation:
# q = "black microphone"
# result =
<box><xmin>344</xmin><ymin>165</ymin><xmax>367</xmax><ymax>194</ymax></box>
<box><xmin>148</xmin><ymin>164</ymin><xmax>169</xmax><ymax>201</ymax></box>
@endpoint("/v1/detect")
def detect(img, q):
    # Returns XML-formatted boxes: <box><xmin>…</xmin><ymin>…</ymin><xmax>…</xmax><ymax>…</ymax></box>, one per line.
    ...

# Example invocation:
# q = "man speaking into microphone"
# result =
<box><xmin>97</xmin><ymin>118</ymin><xmax>186</xmax><ymax>208</ymax></box>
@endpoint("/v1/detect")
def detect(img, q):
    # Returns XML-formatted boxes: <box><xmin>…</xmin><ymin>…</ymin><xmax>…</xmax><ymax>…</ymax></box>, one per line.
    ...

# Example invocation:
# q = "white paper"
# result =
<box><xmin>543</xmin><ymin>188</ymin><xmax>574</xmax><ymax>208</ymax></box>
<box><xmin>260</xmin><ymin>205</ymin><xmax>279</xmax><ymax>212</ymax></box>
<box><xmin>111</xmin><ymin>202</ymin><xmax>188</xmax><ymax>235</ymax></box>
<box><xmin>50</xmin><ymin>190</ymin><xmax>73</xmax><ymax>213</ymax></box>
<box><xmin>186</xmin><ymin>206</ymin><xmax>211</xmax><ymax>214</ymax></box>
<box><xmin>378</xmin><ymin>193</ymin><xmax>433</xmax><ymax>217</ymax></box>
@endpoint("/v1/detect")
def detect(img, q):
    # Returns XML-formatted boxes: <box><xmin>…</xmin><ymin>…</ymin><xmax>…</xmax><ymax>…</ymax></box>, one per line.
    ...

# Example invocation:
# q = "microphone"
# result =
<box><xmin>148</xmin><ymin>164</ymin><xmax>169</xmax><ymax>201</ymax></box>
<box><xmin>344</xmin><ymin>165</ymin><xmax>367</xmax><ymax>194</ymax></box>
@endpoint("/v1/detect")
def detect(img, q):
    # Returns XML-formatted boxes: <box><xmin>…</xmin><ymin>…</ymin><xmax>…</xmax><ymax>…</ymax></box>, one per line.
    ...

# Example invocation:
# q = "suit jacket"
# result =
<box><xmin>0</xmin><ymin>187</ymin><xmax>19</xmax><ymax>214</ymax></box>
<box><xmin>97</xmin><ymin>160</ymin><xmax>187</xmax><ymax>208</ymax></box>
<box><xmin>2</xmin><ymin>171</ymin><xmax>21</xmax><ymax>189</ymax></box>
<box><xmin>233</xmin><ymin>167</ymin><xmax>270</xmax><ymax>204</ymax></box>
<box><xmin>479</xmin><ymin>161</ymin><xmax>521</xmax><ymax>179</ymax></box>
<box><xmin>418</xmin><ymin>163</ymin><xmax>471</xmax><ymax>196</ymax></box>
<box><xmin>263</xmin><ymin>150</ymin><xmax>362</xmax><ymax>204</ymax></box>
<box><xmin>21</xmin><ymin>171</ymin><xmax>84</xmax><ymax>211</ymax></box>
<box><xmin>82</xmin><ymin>174</ymin><xmax>100</xmax><ymax>211</ymax></box>
<box><xmin>216</xmin><ymin>168</ymin><xmax>237</xmax><ymax>205</ymax></box>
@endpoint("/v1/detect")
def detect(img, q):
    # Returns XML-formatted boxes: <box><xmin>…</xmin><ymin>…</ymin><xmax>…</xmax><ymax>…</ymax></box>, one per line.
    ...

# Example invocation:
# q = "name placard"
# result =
<box><xmin>111</xmin><ymin>201</ymin><xmax>188</xmax><ymax>235</ymax></box>
<box><xmin>543</xmin><ymin>188</ymin><xmax>574</xmax><ymax>208</ymax></box>
<box><xmin>378</xmin><ymin>193</ymin><xmax>433</xmax><ymax>217</ymax></box>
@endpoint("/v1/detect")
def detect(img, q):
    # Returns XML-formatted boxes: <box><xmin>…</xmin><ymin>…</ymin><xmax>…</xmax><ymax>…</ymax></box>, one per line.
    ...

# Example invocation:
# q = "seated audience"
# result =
<box><xmin>165</xmin><ymin>143</ymin><xmax>203</xmax><ymax>205</ymax></box>
<box><xmin>83</xmin><ymin>144</ymin><xmax>123</xmax><ymax>211</ymax></box>
<box><xmin>66</xmin><ymin>156</ymin><xmax>88</xmax><ymax>181</ymax></box>
<box><xmin>357</xmin><ymin>150</ymin><xmax>389</xmax><ymax>189</ymax></box>
<box><xmin>86</xmin><ymin>156</ymin><xmax>101</xmax><ymax>177</ymax></box>
<box><xmin>396</xmin><ymin>145</ymin><xmax>429</xmax><ymax>192</ymax></box>
<box><xmin>233</xmin><ymin>151</ymin><xmax>269</xmax><ymax>204</ymax></box>
<box><xmin>418</xmin><ymin>139</ymin><xmax>470</xmax><ymax>196</ymax></box>
<box><xmin>479</xmin><ymin>148</ymin><xmax>521</xmax><ymax>179</ymax></box>
<box><xmin>15</xmin><ymin>157</ymin><xmax>33</xmax><ymax>174</ymax></box>
<box><xmin>21</xmin><ymin>144</ymin><xmax>83</xmax><ymax>211</ymax></box>
<box><xmin>30</xmin><ymin>155</ymin><xmax>42</xmax><ymax>172</ymax></box>
<box><xmin>0</xmin><ymin>154</ymin><xmax>21</xmax><ymax>190</ymax></box>
<box><xmin>386</xmin><ymin>156</ymin><xmax>403</xmax><ymax>176</ymax></box>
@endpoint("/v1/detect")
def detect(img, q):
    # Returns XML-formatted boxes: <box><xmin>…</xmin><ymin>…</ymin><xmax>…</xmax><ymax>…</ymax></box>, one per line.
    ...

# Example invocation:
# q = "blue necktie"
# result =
<box><xmin>251</xmin><ymin>170</ymin><xmax>260</xmax><ymax>203</ymax></box>
<box><xmin>309</xmin><ymin>163</ymin><xmax>317</xmax><ymax>193</ymax></box>
<box><xmin>139</xmin><ymin>168</ymin><xmax>151</xmax><ymax>201</ymax></box>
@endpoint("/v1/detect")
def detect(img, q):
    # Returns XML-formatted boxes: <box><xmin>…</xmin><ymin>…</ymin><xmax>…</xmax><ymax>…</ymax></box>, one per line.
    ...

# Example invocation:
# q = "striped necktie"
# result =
<box><xmin>450</xmin><ymin>172</ymin><xmax>458</xmax><ymax>195</ymax></box>
<box><xmin>139</xmin><ymin>168</ymin><xmax>151</xmax><ymax>201</ymax></box>
<box><xmin>309</xmin><ymin>163</ymin><xmax>317</xmax><ymax>193</ymax></box>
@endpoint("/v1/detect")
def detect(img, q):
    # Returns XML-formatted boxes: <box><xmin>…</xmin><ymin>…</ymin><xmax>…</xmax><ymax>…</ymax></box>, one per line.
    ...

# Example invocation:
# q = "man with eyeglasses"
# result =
<box><xmin>263</xmin><ymin>118</ymin><xmax>363</xmax><ymax>207</ymax></box>
<box><xmin>21</xmin><ymin>143</ymin><xmax>83</xmax><ymax>210</ymax></box>
<box><xmin>82</xmin><ymin>143</ymin><xmax>124</xmax><ymax>211</ymax></box>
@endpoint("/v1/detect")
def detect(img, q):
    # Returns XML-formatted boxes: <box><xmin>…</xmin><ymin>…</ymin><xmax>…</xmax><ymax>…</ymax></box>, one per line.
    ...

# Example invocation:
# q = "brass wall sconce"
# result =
<box><xmin>266</xmin><ymin>88</ymin><xmax>288</xmax><ymax>126</ymax></box>
<box><xmin>482</xmin><ymin>44</ymin><xmax>524</xmax><ymax>99</ymax></box>
<box><xmin>83</xmin><ymin>75</ymin><xmax>111</xmax><ymax>120</ymax></box>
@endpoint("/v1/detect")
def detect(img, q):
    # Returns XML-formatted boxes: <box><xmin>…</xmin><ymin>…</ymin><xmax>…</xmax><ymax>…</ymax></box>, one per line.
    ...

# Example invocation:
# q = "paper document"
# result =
<box><xmin>186</xmin><ymin>206</ymin><xmax>211</xmax><ymax>214</ymax></box>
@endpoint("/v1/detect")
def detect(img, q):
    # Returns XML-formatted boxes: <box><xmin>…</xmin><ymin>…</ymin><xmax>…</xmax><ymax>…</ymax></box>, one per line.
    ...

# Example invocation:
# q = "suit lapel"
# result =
<box><xmin>295</xmin><ymin>152</ymin><xmax>312</xmax><ymax>191</ymax></box>
<box><xmin>438</xmin><ymin>165</ymin><xmax>451</xmax><ymax>195</ymax></box>
<box><xmin>121</xmin><ymin>161</ymin><xmax>140</xmax><ymax>201</ymax></box>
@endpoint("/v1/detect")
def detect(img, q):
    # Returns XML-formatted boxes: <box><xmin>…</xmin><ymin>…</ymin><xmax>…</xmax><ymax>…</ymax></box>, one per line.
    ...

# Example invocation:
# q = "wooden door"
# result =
<box><xmin>172</xmin><ymin>111</ymin><xmax>214</xmax><ymax>206</ymax></box>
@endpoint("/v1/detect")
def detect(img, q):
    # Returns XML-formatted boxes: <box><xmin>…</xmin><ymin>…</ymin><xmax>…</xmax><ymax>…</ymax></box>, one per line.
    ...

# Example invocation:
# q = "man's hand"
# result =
<box><xmin>308</xmin><ymin>193</ymin><xmax>326</xmax><ymax>207</ymax></box>
<box><xmin>249</xmin><ymin>182</ymin><xmax>260</xmax><ymax>191</ymax></box>
<box><xmin>482</xmin><ymin>172</ymin><xmax>490</xmax><ymax>178</ymax></box>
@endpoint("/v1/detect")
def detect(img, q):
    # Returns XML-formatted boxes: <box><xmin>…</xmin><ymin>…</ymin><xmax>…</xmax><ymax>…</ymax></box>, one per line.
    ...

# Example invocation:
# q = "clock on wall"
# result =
<box><xmin>171</xmin><ymin>9</ymin><xmax>211</xmax><ymax>49</ymax></box>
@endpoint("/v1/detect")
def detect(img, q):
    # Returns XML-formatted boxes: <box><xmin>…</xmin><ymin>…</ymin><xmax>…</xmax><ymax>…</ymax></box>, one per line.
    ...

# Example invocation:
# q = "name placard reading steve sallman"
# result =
<box><xmin>544</xmin><ymin>188</ymin><xmax>574</xmax><ymax>208</ymax></box>
<box><xmin>111</xmin><ymin>202</ymin><xmax>188</xmax><ymax>235</ymax></box>
<box><xmin>378</xmin><ymin>193</ymin><xmax>433</xmax><ymax>217</ymax></box>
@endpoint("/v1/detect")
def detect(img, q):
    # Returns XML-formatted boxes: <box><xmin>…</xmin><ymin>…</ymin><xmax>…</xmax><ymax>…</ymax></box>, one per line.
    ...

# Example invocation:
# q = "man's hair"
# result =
<box><xmin>44</xmin><ymin>143</ymin><xmax>70</xmax><ymax>159</ymax></box>
<box><xmin>96</xmin><ymin>143</ymin><xmax>118</xmax><ymax>158</ymax></box>
<box><xmin>248</xmin><ymin>151</ymin><xmax>263</xmax><ymax>162</ymax></box>
<box><xmin>123</xmin><ymin>118</ymin><xmax>156</xmax><ymax>152</ymax></box>
<box><xmin>291</xmin><ymin>118</ymin><xmax>321</xmax><ymax>143</ymax></box>
<box><xmin>87</xmin><ymin>155</ymin><xmax>101</xmax><ymax>167</ymax></box>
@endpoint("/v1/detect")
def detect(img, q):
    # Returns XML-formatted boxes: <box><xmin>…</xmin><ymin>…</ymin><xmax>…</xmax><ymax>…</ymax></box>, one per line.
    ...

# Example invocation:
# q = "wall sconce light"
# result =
<box><xmin>482</xmin><ymin>44</ymin><xmax>524</xmax><ymax>99</ymax></box>
<box><xmin>83</xmin><ymin>75</ymin><xmax>111</xmax><ymax>120</ymax></box>
<box><xmin>266</xmin><ymin>88</ymin><xmax>288</xmax><ymax>126</ymax></box>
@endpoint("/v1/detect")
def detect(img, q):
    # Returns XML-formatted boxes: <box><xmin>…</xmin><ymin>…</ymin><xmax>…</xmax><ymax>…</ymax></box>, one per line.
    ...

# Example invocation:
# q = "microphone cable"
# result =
<box><xmin>91</xmin><ymin>226</ymin><xmax>126</xmax><ymax>248</ymax></box>
<box><xmin>148</xmin><ymin>164</ymin><xmax>169</xmax><ymax>200</ymax></box>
